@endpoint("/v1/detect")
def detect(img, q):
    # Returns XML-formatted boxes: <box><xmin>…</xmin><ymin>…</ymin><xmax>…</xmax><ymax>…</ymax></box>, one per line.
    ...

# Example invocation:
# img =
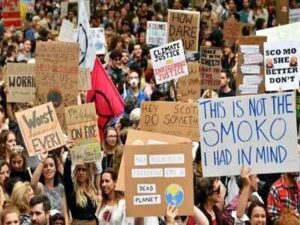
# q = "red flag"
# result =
<box><xmin>87</xmin><ymin>59</ymin><xmax>125</xmax><ymax>139</ymax></box>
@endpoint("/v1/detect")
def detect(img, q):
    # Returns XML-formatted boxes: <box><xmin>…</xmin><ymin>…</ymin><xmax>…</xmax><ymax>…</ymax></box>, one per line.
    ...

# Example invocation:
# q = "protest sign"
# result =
<box><xmin>200</xmin><ymin>47</ymin><xmax>222</xmax><ymax>90</ymax></box>
<box><xmin>150</xmin><ymin>40</ymin><xmax>188</xmax><ymax>85</ymax></box>
<box><xmin>146</xmin><ymin>21</ymin><xmax>168</xmax><ymax>46</ymax></box>
<box><xmin>276</xmin><ymin>0</ymin><xmax>289</xmax><ymax>25</ymax></box>
<box><xmin>177</xmin><ymin>62</ymin><xmax>201</xmax><ymax>102</ymax></box>
<box><xmin>58</xmin><ymin>19</ymin><xmax>75</xmax><ymax>43</ymax></box>
<box><xmin>65</xmin><ymin>103</ymin><xmax>101</xmax><ymax>164</ymax></box>
<box><xmin>91</xmin><ymin>27</ymin><xmax>106</xmax><ymax>55</ymax></box>
<box><xmin>223</xmin><ymin>18</ymin><xmax>241</xmax><ymax>44</ymax></box>
<box><xmin>264</xmin><ymin>41</ymin><xmax>300</xmax><ymax>91</ymax></box>
<box><xmin>6</xmin><ymin>63</ymin><xmax>36</xmax><ymax>103</ymax></box>
<box><xmin>140</xmin><ymin>101</ymin><xmax>199</xmax><ymax>141</ymax></box>
<box><xmin>2</xmin><ymin>0</ymin><xmax>21</xmax><ymax>28</ymax></box>
<box><xmin>60</xmin><ymin>1</ymin><xmax>69</xmax><ymax>18</ymax></box>
<box><xmin>237</xmin><ymin>36</ymin><xmax>267</xmax><ymax>95</ymax></box>
<box><xmin>125</xmin><ymin>143</ymin><xmax>194</xmax><ymax>217</ymax></box>
<box><xmin>20</xmin><ymin>0</ymin><xmax>35</xmax><ymax>20</ymax></box>
<box><xmin>15</xmin><ymin>102</ymin><xmax>65</xmax><ymax>156</ymax></box>
<box><xmin>256</xmin><ymin>22</ymin><xmax>300</xmax><ymax>42</ymax></box>
<box><xmin>35</xmin><ymin>41</ymin><xmax>79</xmax><ymax>127</ymax></box>
<box><xmin>78</xmin><ymin>68</ymin><xmax>91</xmax><ymax>91</ymax></box>
<box><xmin>198</xmin><ymin>92</ymin><xmax>298</xmax><ymax>177</ymax></box>
<box><xmin>290</xmin><ymin>8</ymin><xmax>300</xmax><ymax>23</ymax></box>
<box><xmin>116</xmin><ymin>130</ymin><xmax>192</xmax><ymax>192</ymax></box>
<box><xmin>168</xmin><ymin>10</ymin><xmax>200</xmax><ymax>52</ymax></box>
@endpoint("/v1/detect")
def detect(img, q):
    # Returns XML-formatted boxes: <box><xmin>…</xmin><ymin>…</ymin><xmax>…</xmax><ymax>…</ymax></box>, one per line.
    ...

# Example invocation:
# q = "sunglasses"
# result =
<box><xmin>77</xmin><ymin>167</ymin><xmax>87</xmax><ymax>172</ymax></box>
<box><xmin>212</xmin><ymin>185</ymin><xmax>221</xmax><ymax>194</ymax></box>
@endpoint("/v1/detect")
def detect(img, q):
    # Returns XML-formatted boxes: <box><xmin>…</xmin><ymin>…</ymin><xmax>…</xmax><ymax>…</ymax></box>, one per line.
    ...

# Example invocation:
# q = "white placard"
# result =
<box><xmin>134</xmin><ymin>154</ymin><xmax>148</xmax><ymax>166</ymax></box>
<box><xmin>149</xmin><ymin>154</ymin><xmax>184</xmax><ymax>164</ymax></box>
<box><xmin>150</xmin><ymin>40</ymin><xmax>188</xmax><ymax>84</ymax></box>
<box><xmin>198</xmin><ymin>92</ymin><xmax>298</xmax><ymax>177</ymax></box>
<box><xmin>91</xmin><ymin>27</ymin><xmax>106</xmax><ymax>55</ymax></box>
<box><xmin>241</xmin><ymin>65</ymin><xmax>260</xmax><ymax>74</ymax></box>
<box><xmin>146</xmin><ymin>21</ymin><xmax>168</xmax><ymax>46</ymax></box>
<box><xmin>133</xmin><ymin>195</ymin><xmax>161</xmax><ymax>205</ymax></box>
<box><xmin>137</xmin><ymin>184</ymin><xmax>156</xmax><ymax>194</ymax></box>
<box><xmin>243</xmin><ymin>75</ymin><xmax>263</xmax><ymax>85</ymax></box>
<box><xmin>132</xmin><ymin>169</ymin><xmax>164</xmax><ymax>178</ymax></box>
<box><xmin>264</xmin><ymin>40</ymin><xmax>300</xmax><ymax>91</ymax></box>
<box><xmin>58</xmin><ymin>19</ymin><xmax>75</xmax><ymax>43</ymax></box>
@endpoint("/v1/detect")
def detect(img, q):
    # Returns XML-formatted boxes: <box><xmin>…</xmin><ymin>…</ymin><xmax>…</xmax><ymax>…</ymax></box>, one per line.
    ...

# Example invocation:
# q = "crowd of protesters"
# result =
<box><xmin>0</xmin><ymin>0</ymin><xmax>299</xmax><ymax>225</ymax></box>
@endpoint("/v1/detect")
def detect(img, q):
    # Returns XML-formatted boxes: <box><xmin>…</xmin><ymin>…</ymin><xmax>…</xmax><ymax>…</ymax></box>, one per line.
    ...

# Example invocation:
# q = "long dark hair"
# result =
<box><xmin>39</xmin><ymin>153</ymin><xmax>61</xmax><ymax>187</ymax></box>
<box><xmin>100</xmin><ymin>168</ymin><xmax>123</xmax><ymax>209</ymax></box>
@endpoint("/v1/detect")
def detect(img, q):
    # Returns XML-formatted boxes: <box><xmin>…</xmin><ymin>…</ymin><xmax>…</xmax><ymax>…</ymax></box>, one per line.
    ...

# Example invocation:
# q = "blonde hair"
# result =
<box><xmin>73</xmin><ymin>163</ymin><xmax>97</xmax><ymax>208</ymax></box>
<box><xmin>11</xmin><ymin>181</ymin><xmax>32</xmax><ymax>213</ymax></box>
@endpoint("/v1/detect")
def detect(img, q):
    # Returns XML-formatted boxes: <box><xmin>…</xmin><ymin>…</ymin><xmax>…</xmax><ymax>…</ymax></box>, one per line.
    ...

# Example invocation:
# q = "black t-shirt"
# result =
<box><xmin>218</xmin><ymin>89</ymin><xmax>236</xmax><ymax>98</ymax></box>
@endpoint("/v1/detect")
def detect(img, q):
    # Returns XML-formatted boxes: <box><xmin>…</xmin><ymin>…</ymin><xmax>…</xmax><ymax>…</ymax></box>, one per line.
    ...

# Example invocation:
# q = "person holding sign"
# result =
<box><xmin>31</xmin><ymin>150</ymin><xmax>69</xmax><ymax>224</ymax></box>
<box><xmin>64</xmin><ymin>145</ymin><xmax>99</xmax><ymax>225</ymax></box>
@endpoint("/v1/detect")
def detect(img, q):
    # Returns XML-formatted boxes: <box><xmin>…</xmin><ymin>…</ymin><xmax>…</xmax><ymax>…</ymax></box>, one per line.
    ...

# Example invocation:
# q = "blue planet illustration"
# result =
<box><xmin>165</xmin><ymin>184</ymin><xmax>184</xmax><ymax>206</ymax></box>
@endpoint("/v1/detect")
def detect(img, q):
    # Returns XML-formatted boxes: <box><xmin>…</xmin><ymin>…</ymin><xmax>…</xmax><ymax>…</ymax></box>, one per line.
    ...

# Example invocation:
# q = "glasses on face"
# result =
<box><xmin>77</xmin><ymin>167</ymin><xmax>87</xmax><ymax>172</ymax></box>
<box><xmin>212</xmin><ymin>185</ymin><xmax>221</xmax><ymax>194</ymax></box>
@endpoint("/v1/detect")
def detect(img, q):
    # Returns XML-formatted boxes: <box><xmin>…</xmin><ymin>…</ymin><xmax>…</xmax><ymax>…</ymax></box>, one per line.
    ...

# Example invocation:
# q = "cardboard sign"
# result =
<box><xmin>65</xmin><ymin>103</ymin><xmax>101</xmax><ymax>164</ymax></box>
<box><xmin>15</xmin><ymin>102</ymin><xmax>65</xmax><ymax>156</ymax></box>
<box><xmin>223</xmin><ymin>18</ymin><xmax>241</xmax><ymax>44</ymax></box>
<box><xmin>264</xmin><ymin>41</ymin><xmax>300</xmax><ymax>91</ymax></box>
<box><xmin>168</xmin><ymin>10</ymin><xmax>200</xmax><ymax>52</ymax></box>
<box><xmin>78</xmin><ymin>68</ymin><xmax>91</xmax><ymax>91</ymax></box>
<box><xmin>276</xmin><ymin>0</ymin><xmax>289</xmax><ymax>25</ymax></box>
<box><xmin>35</xmin><ymin>41</ymin><xmax>79</xmax><ymax>128</ymax></box>
<box><xmin>177</xmin><ymin>62</ymin><xmax>201</xmax><ymax>102</ymax></box>
<box><xmin>200</xmin><ymin>47</ymin><xmax>222</xmax><ymax>90</ymax></box>
<box><xmin>198</xmin><ymin>92</ymin><xmax>298</xmax><ymax>177</ymax></box>
<box><xmin>140</xmin><ymin>101</ymin><xmax>199</xmax><ymax>141</ymax></box>
<box><xmin>146</xmin><ymin>21</ymin><xmax>168</xmax><ymax>46</ymax></box>
<box><xmin>150</xmin><ymin>40</ymin><xmax>188</xmax><ymax>85</ymax></box>
<box><xmin>6</xmin><ymin>63</ymin><xmax>36</xmax><ymax>103</ymax></box>
<box><xmin>116</xmin><ymin>130</ymin><xmax>192</xmax><ymax>192</ymax></box>
<box><xmin>2</xmin><ymin>0</ymin><xmax>21</xmax><ymax>28</ymax></box>
<box><xmin>125</xmin><ymin>143</ymin><xmax>194</xmax><ymax>217</ymax></box>
<box><xmin>58</xmin><ymin>19</ymin><xmax>75</xmax><ymax>43</ymax></box>
<box><xmin>256</xmin><ymin>22</ymin><xmax>300</xmax><ymax>42</ymax></box>
<box><xmin>91</xmin><ymin>27</ymin><xmax>106</xmax><ymax>55</ymax></box>
<box><xmin>237</xmin><ymin>36</ymin><xmax>267</xmax><ymax>95</ymax></box>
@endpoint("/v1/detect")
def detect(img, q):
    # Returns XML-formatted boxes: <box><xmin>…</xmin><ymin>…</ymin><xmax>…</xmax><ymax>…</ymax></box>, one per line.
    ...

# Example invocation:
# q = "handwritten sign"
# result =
<box><xmin>264</xmin><ymin>41</ymin><xmax>300</xmax><ymax>91</ymax></box>
<box><xmin>15</xmin><ymin>102</ymin><xmax>65</xmax><ymax>156</ymax></box>
<box><xmin>35</xmin><ymin>41</ymin><xmax>79</xmax><ymax>128</ymax></box>
<box><xmin>177</xmin><ymin>62</ymin><xmax>201</xmax><ymax>102</ymax></box>
<box><xmin>65</xmin><ymin>103</ymin><xmax>101</xmax><ymax>164</ymax></box>
<box><xmin>146</xmin><ymin>21</ymin><xmax>168</xmax><ymax>46</ymax></box>
<box><xmin>223</xmin><ymin>18</ymin><xmax>241</xmax><ymax>44</ymax></box>
<box><xmin>200</xmin><ymin>47</ymin><xmax>222</xmax><ymax>89</ymax></box>
<box><xmin>198</xmin><ymin>92</ymin><xmax>298</xmax><ymax>177</ymax></box>
<box><xmin>58</xmin><ymin>19</ymin><xmax>75</xmax><ymax>43</ymax></box>
<box><xmin>2</xmin><ymin>0</ymin><xmax>21</xmax><ymax>28</ymax></box>
<box><xmin>168</xmin><ymin>10</ymin><xmax>200</xmax><ymax>52</ymax></box>
<box><xmin>140</xmin><ymin>101</ymin><xmax>199</xmax><ymax>141</ymax></box>
<box><xmin>7</xmin><ymin>63</ymin><xmax>36</xmax><ymax>103</ymax></box>
<box><xmin>125</xmin><ymin>143</ymin><xmax>194</xmax><ymax>216</ymax></box>
<box><xmin>78</xmin><ymin>68</ymin><xmax>91</xmax><ymax>91</ymax></box>
<box><xmin>150</xmin><ymin>40</ymin><xmax>188</xmax><ymax>85</ymax></box>
<box><xmin>60</xmin><ymin>1</ymin><xmax>69</xmax><ymax>18</ymax></box>
<box><xmin>91</xmin><ymin>27</ymin><xmax>106</xmax><ymax>55</ymax></box>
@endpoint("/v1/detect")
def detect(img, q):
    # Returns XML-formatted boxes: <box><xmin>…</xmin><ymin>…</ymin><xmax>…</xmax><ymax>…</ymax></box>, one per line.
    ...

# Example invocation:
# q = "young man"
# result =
<box><xmin>219</xmin><ymin>70</ymin><xmax>235</xmax><ymax>97</ymax></box>
<box><xmin>30</xmin><ymin>195</ymin><xmax>51</xmax><ymax>225</ymax></box>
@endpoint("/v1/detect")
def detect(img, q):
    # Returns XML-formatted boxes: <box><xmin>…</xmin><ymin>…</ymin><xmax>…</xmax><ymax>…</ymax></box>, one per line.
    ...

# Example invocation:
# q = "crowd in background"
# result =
<box><xmin>0</xmin><ymin>0</ymin><xmax>299</xmax><ymax>225</ymax></box>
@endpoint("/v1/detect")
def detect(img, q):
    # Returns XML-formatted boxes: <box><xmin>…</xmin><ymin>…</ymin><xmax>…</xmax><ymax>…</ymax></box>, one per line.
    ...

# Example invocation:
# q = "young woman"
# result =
<box><xmin>247</xmin><ymin>201</ymin><xmax>267</xmax><ymax>225</ymax></box>
<box><xmin>0</xmin><ymin>205</ymin><xmax>20</xmax><ymax>225</ymax></box>
<box><xmin>95</xmin><ymin>168</ymin><xmax>132</xmax><ymax>225</ymax></box>
<box><xmin>9</xmin><ymin>146</ymin><xmax>31</xmax><ymax>182</ymax></box>
<box><xmin>0</xmin><ymin>160</ymin><xmax>10</xmax><ymax>207</ymax></box>
<box><xmin>101</xmin><ymin>127</ymin><xmax>121</xmax><ymax>172</ymax></box>
<box><xmin>31</xmin><ymin>150</ymin><xmax>68</xmax><ymax>224</ymax></box>
<box><xmin>0</xmin><ymin>130</ymin><xmax>16</xmax><ymax>163</ymax></box>
<box><xmin>64</xmin><ymin>151</ymin><xmax>98</xmax><ymax>225</ymax></box>
<box><xmin>10</xmin><ymin>181</ymin><xmax>34</xmax><ymax>225</ymax></box>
